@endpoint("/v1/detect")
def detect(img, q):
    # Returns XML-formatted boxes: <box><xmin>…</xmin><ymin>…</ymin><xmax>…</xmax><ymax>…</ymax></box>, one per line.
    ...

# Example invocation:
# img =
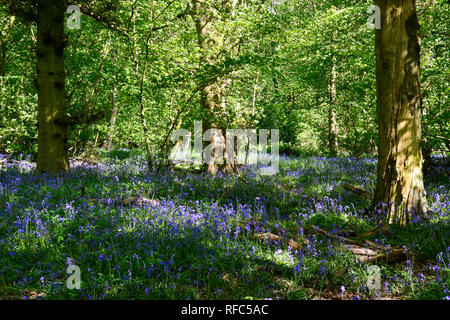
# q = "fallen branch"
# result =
<box><xmin>307</xmin><ymin>225</ymin><xmax>381</xmax><ymax>250</ymax></box>
<box><xmin>361</xmin><ymin>247</ymin><xmax>408</xmax><ymax>264</ymax></box>
<box><xmin>240</xmin><ymin>219</ymin><xmax>408</xmax><ymax>265</ymax></box>
<box><xmin>307</xmin><ymin>225</ymin><xmax>408</xmax><ymax>264</ymax></box>
<box><xmin>345</xmin><ymin>244</ymin><xmax>378</xmax><ymax>257</ymax></box>
<box><xmin>252</xmin><ymin>232</ymin><xmax>303</xmax><ymax>251</ymax></box>
<box><xmin>343</xmin><ymin>183</ymin><xmax>373</xmax><ymax>200</ymax></box>
<box><xmin>87</xmin><ymin>197</ymin><xmax>160</xmax><ymax>207</ymax></box>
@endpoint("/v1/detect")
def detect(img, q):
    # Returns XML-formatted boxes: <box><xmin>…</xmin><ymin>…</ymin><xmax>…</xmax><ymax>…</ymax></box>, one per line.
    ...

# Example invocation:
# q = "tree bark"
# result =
<box><xmin>102</xmin><ymin>77</ymin><xmax>118</xmax><ymax>151</ymax></box>
<box><xmin>191</xmin><ymin>0</ymin><xmax>235</xmax><ymax>174</ymax></box>
<box><xmin>328</xmin><ymin>60</ymin><xmax>338</xmax><ymax>156</ymax></box>
<box><xmin>36</xmin><ymin>0</ymin><xmax>69</xmax><ymax>174</ymax></box>
<box><xmin>373</xmin><ymin>0</ymin><xmax>428</xmax><ymax>225</ymax></box>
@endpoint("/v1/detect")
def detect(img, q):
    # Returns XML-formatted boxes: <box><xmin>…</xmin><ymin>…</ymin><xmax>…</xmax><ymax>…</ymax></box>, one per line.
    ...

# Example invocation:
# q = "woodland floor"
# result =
<box><xmin>0</xmin><ymin>151</ymin><xmax>448</xmax><ymax>300</ymax></box>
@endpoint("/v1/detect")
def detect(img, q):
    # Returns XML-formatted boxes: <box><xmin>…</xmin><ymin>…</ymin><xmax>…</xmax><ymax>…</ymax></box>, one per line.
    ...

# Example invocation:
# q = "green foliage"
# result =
<box><xmin>0</xmin><ymin>0</ymin><xmax>447</xmax><ymax>158</ymax></box>
<box><xmin>0</xmin><ymin>0</ymin><xmax>448</xmax><ymax>302</ymax></box>
<box><xmin>420</xmin><ymin>0</ymin><xmax>450</xmax><ymax>155</ymax></box>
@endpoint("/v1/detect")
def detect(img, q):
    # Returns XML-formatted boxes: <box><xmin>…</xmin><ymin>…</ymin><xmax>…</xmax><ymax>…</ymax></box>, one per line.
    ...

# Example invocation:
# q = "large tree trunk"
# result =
<box><xmin>373</xmin><ymin>0</ymin><xmax>428</xmax><ymax>225</ymax></box>
<box><xmin>191</xmin><ymin>0</ymin><xmax>235</xmax><ymax>174</ymax></box>
<box><xmin>36</xmin><ymin>0</ymin><xmax>69</xmax><ymax>174</ymax></box>
<box><xmin>199</xmin><ymin>83</ymin><xmax>228</xmax><ymax>175</ymax></box>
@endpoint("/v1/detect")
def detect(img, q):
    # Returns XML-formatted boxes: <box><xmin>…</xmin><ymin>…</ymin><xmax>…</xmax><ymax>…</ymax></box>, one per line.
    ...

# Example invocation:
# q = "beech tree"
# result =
<box><xmin>373</xmin><ymin>0</ymin><xmax>428</xmax><ymax>225</ymax></box>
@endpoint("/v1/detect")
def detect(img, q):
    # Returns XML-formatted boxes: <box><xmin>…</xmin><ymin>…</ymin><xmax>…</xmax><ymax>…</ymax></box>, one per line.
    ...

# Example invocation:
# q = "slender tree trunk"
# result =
<box><xmin>328</xmin><ymin>107</ymin><xmax>338</xmax><ymax>155</ymax></box>
<box><xmin>102</xmin><ymin>78</ymin><xmax>118</xmax><ymax>151</ymax></box>
<box><xmin>130</xmin><ymin>6</ymin><xmax>153</xmax><ymax>172</ymax></box>
<box><xmin>139</xmin><ymin>97</ymin><xmax>153</xmax><ymax>172</ymax></box>
<box><xmin>90</xmin><ymin>129</ymin><xmax>100</xmax><ymax>157</ymax></box>
<box><xmin>373</xmin><ymin>0</ymin><xmax>428</xmax><ymax>225</ymax></box>
<box><xmin>36</xmin><ymin>0</ymin><xmax>69</xmax><ymax>174</ymax></box>
<box><xmin>72</xmin><ymin>128</ymin><xmax>81</xmax><ymax>156</ymax></box>
<box><xmin>328</xmin><ymin>59</ymin><xmax>338</xmax><ymax>156</ymax></box>
<box><xmin>252</xmin><ymin>83</ymin><xmax>258</xmax><ymax>116</ymax></box>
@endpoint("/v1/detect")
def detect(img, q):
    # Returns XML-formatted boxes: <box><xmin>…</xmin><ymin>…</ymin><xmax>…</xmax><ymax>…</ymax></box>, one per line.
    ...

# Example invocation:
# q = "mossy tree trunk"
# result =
<box><xmin>36</xmin><ymin>0</ymin><xmax>69</xmax><ymax>174</ymax></box>
<box><xmin>191</xmin><ymin>0</ymin><xmax>235</xmax><ymax>174</ymax></box>
<box><xmin>373</xmin><ymin>0</ymin><xmax>428</xmax><ymax>225</ymax></box>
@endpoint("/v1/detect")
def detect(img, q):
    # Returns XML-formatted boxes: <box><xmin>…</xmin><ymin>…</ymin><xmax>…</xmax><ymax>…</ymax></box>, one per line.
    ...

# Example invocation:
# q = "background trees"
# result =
<box><xmin>1</xmin><ymin>0</ymin><xmax>446</xmax><ymax>161</ymax></box>
<box><xmin>0</xmin><ymin>0</ymin><xmax>447</xmax><ymax>220</ymax></box>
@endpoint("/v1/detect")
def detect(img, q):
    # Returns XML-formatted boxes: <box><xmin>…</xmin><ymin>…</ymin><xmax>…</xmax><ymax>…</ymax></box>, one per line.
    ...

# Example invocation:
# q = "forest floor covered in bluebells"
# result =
<box><xmin>0</xmin><ymin>151</ymin><xmax>448</xmax><ymax>300</ymax></box>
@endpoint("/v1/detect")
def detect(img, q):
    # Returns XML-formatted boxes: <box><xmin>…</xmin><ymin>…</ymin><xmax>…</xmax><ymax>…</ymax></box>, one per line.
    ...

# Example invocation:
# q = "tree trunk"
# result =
<box><xmin>191</xmin><ymin>0</ymin><xmax>235</xmax><ymax>174</ymax></box>
<box><xmin>328</xmin><ymin>59</ymin><xmax>338</xmax><ymax>156</ymax></box>
<box><xmin>328</xmin><ymin>107</ymin><xmax>338</xmax><ymax>156</ymax></box>
<box><xmin>139</xmin><ymin>98</ymin><xmax>153</xmax><ymax>172</ymax></box>
<box><xmin>373</xmin><ymin>0</ymin><xmax>428</xmax><ymax>225</ymax></box>
<box><xmin>130</xmin><ymin>7</ymin><xmax>153</xmax><ymax>172</ymax></box>
<box><xmin>36</xmin><ymin>0</ymin><xmax>69</xmax><ymax>174</ymax></box>
<box><xmin>102</xmin><ymin>79</ymin><xmax>118</xmax><ymax>151</ymax></box>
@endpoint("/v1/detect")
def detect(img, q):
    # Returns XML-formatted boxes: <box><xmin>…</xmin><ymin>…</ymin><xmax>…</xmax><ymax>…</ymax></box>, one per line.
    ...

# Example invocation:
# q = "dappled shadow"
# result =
<box><xmin>6</xmin><ymin>205</ymin><xmax>305</xmax><ymax>300</ymax></box>
<box><xmin>1</xmin><ymin>154</ymin><xmax>448</xmax><ymax>299</ymax></box>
